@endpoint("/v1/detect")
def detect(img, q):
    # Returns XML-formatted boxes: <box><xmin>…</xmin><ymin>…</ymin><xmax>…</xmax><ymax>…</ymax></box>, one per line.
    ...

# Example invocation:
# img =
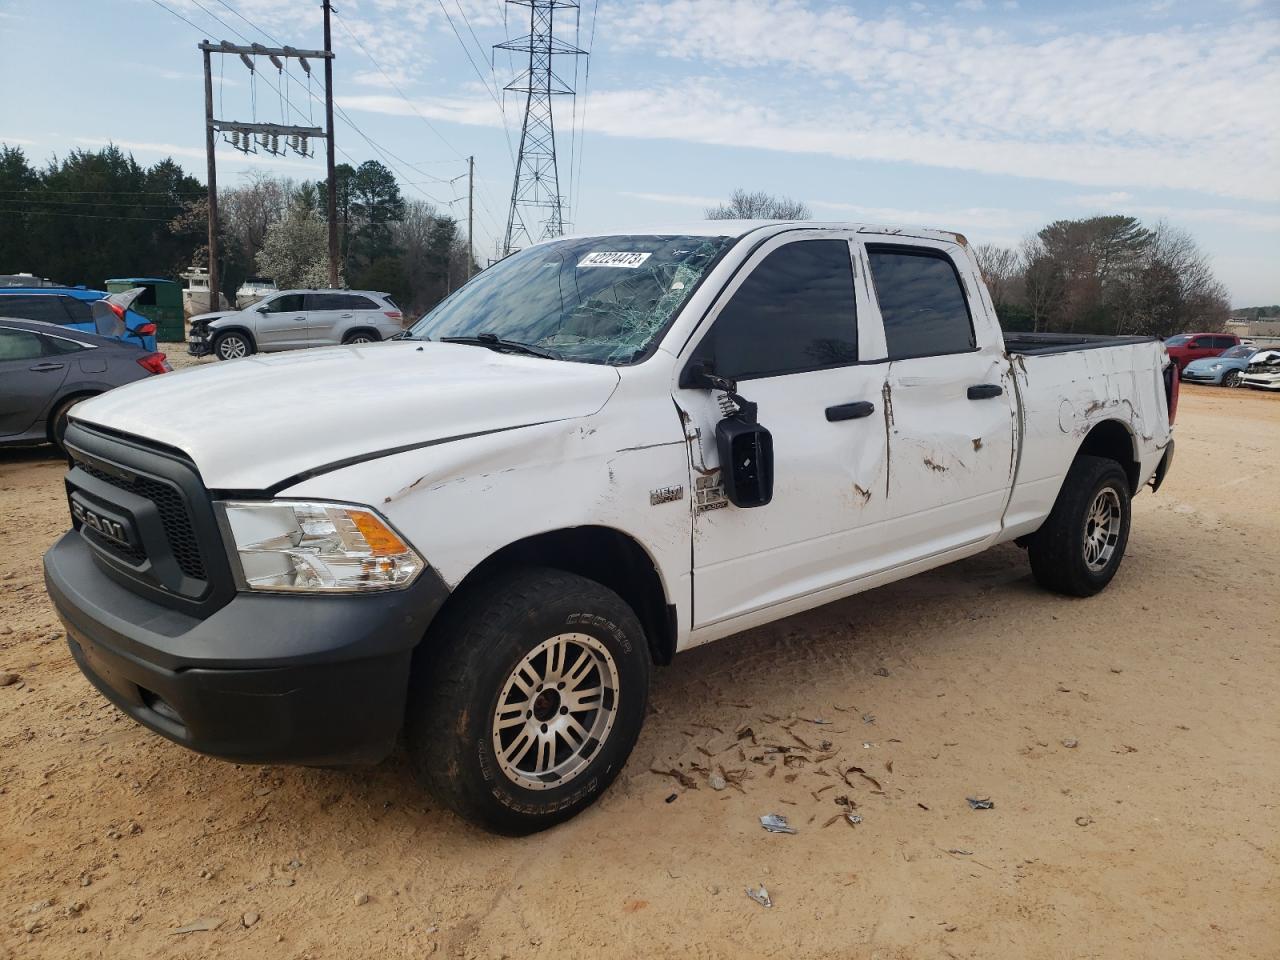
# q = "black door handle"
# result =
<box><xmin>29</xmin><ymin>362</ymin><xmax>65</xmax><ymax>372</ymax></box>
<box><xmin>826</xmin><ymin>401</ymin><xmax>875</xmax><ymax>421</ymax></box>
<box><xmin>967</xmin><ymin>384</ymin><xmax>1003</xmax><ymax>400</ymax></box>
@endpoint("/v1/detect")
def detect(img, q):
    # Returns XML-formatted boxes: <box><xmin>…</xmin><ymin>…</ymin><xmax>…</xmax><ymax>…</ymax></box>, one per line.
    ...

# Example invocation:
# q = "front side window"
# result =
<box><xmin>868</xmin><ymin>247</ymin><xmax>975</xmax><ymax>360</ymax></box>
<box><xmin>410</xmin><ymin>234</ymin><xmax>735</xmax><ymax>365</ymax></box>
<box><xmin>265</xmin><ymin>294</ymin><xmax>305</xmax><ymax>313</ymax></box>
<box><xmin>690</xmin><ymin>239</ymin><xmax>857</xmax><ymax>380</ymax></box>
<box><xmin>1165</xmin><ymin>335</ymin><xmax>1191</xmax><ymax>346</ymax></box>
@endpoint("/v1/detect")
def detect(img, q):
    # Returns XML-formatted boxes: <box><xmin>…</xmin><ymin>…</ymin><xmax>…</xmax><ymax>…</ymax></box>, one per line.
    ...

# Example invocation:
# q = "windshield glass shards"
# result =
<box><xmin>409</xmin><ymin>234</ymin><xmax>735</xmax><ymax>365</ymax></box>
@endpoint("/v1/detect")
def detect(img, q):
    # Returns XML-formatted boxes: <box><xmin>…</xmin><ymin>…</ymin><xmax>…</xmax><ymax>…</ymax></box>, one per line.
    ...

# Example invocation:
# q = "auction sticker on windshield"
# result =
<box><xmin>578</xmin><ymin>251</ymin><xmax>652</xmax><ymax>268</ymax></box>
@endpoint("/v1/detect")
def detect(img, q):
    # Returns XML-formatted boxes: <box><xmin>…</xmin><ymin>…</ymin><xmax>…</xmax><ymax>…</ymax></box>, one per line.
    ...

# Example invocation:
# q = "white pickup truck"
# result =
<box><xmin>44</xmin><ymin>221</ymin><xmax>1177</xmax><ymax>834</ymax></box>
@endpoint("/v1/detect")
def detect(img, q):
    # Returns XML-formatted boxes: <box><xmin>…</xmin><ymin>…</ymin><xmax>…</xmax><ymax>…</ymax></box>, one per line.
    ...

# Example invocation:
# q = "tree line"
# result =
<box><xmin>0</xmin><ymin>143</ymin><xmax>472</xmax><ymax>317</ymax></box>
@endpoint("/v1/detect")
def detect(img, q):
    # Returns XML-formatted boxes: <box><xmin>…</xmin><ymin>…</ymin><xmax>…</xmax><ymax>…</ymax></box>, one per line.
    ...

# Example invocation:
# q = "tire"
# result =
<box><xmin>1221</xmin><ymin>369</ymin><xmax>1241</xmax><ymax>388</ymax></box>
<box><xmin>213</xmin><ymin>331</ymin><xmax>253</xmax><ymax>361</ymax></box>
<box><xmin>406</xmin><ymin>567</ymin><xmax>650</xmax><ymax>835</ymax></box>
<box><xmin>1028</xmin><ymin>455</ymin><xmax>1132</xmax><ymax>597</ymax></box>
<box><xmin>342</xmin><ymin>329</ymin><xmax>380</xmax><ymax>345</ymax></box>
<box><xmin>49</xmin><ymin>394</ymin><xmax>93</xmax><ymax>451</ymax></box>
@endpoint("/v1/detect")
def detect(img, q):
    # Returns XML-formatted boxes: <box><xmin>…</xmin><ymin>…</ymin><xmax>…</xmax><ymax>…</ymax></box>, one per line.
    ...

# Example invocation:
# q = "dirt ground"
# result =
<box><xmin>1</xmin><ymin>383</ymin><xmax>1277</xmax><ymax>960</ymax></box>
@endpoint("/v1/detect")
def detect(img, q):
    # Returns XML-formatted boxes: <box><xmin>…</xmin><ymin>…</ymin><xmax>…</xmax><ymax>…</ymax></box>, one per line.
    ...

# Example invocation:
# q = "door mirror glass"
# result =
<box><xmin>716</xmin><ymin>416</ymin><xmax>773</xmax><ymax>508</ymax></box>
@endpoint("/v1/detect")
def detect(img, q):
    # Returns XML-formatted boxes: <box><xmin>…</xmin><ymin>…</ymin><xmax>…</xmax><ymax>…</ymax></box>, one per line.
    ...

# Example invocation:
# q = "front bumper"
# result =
<box><xmin>44</xmin><ymin>531</ymin><xmax>450</xmax><ymax>765</ymax></box>
<box><xmin>1180</xmin><ymin>369</ymin><xmax>1219</xmax><ymax>383</ymax></box>
<box><xmin>187</xmin><ymin>334</ymin><xmax>211</xmax><ymax>357</ymax></box>
<box><xmin>1241</xmin><ymin>375</ymin><xmax>1280</xmax><ymax>390</ymax></box>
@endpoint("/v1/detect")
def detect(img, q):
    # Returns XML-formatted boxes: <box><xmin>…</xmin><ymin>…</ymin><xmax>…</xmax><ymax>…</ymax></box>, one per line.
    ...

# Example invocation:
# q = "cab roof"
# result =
<box><xmin>557</xmin><ymin>220</ymin><xmax>970</xmax><ymax>246</ymax></box>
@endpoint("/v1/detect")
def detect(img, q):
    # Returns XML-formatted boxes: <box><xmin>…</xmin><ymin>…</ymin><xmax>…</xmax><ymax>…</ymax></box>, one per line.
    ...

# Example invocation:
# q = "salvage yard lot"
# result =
<box><xmin>1</xmin><ymin>384</ymin><xmax>1277</xmax><ymax>960</ymax></box>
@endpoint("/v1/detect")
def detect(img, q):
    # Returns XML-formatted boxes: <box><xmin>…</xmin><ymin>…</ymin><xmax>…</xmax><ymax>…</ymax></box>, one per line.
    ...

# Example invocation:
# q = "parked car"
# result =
<box><xmin>1164</xmin><ymin>332</ymin><xmax>1239</xmax><ymax>370</ymax></box>
<box><xmin>43</xmin><ymin>222</ymin><xmax>1176</xmax><ymax>835</ymax></box>
<box><xmin>187</xmin><ymin>289</ymin><xmax>402</xmax><ymax>360</ymax></box>
<box><xmin>0</xmin><ymin>318</ymin><xmax>169</xmax><ymax>449</ymax></box>
<box><xmin>1240</xmin><ymin>349</ymin><xmax>1280</xmax><ymax>391</ymax></box>
<box><xmin>0</xmin><ymin>287</ymin><xmax>159</xmax><ymax>352</ymax></box>
<box><xmin>1179</xmin><ymin>344</ymin><xmax>1259</xmax><ymax>387</ymax></box>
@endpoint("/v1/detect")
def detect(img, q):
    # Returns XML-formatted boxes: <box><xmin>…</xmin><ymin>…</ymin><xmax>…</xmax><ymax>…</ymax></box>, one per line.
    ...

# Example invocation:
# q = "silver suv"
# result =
<box><xmin>188</xmin><ymin>289</ymin><xmax>403</xmax><ymax>360</ymax></box>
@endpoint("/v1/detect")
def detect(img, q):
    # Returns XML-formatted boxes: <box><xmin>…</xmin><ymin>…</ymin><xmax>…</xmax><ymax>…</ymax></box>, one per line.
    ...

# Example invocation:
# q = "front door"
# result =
<box><xmin>675</xmin><ymin>233</ymin><xmax>890</xmax><ymax>633</ymax></box>
<box><xmin>863</xmin><ymin>241</ymin><xmax>1017</xmax><ymax>558</ymax></box>
<box><xmin>255</xmin><ymin>293</ymin><xmax>309</xmax><ymax>349</ymax></box>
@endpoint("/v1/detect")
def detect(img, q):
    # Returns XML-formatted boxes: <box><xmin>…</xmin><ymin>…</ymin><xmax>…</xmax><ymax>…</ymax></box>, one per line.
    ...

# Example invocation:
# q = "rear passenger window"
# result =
<box><xmin>0</xmin><ymin>328</ymin><xmax>45</xmax><ymax>361</ymax></box>
<box><xmin>344</xmin><ymin>295</ymin><xmax>377</xmax><ymax>310</ymax></box>
<box><xmin>0</xmin><ymin>295</ymin><xmax>71</xmax><ymax>325</ymax></box>
<box><xmin>61</xmin><ymin>298</ymin><xmax>94</xmax><ymax>323</ymax></box>
<box><xmin>867</xmin><ymin>247</ymin><xmax>975</xmax><ymax>360</ymax></box>
<box><xmin>693</xmin><ymin>239</ymin><xmax>857</xmax><ymax>381</ymax></box>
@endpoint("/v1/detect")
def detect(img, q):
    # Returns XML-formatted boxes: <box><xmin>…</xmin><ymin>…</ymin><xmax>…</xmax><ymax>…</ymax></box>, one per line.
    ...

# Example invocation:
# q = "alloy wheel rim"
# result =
<box><xmin>491</xmin><ymin>632</ymin><xmax>620</xmax><ymax>791</ymax></box>
<box><xmin>220</xmin><ymin>337</ymin><xmax>247</xmax><ymax>359</ymax></box>
<box><xmin>1083</xmin><ymin>487</ymin><xmax>1122</xmax><ymax>572</ymax></box>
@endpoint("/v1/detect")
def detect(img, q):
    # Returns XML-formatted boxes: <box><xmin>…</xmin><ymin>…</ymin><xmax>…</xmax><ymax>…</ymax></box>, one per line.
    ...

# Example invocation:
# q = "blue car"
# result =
<box><xmin>1180</xmin><ymin>344</ymin><xmax>1259</xmax><ymax>387</ymax></box>
<box><xmin>0</xmin><ymin>287</ymin><xmax>158</xmax><ymax>352</ymax></box>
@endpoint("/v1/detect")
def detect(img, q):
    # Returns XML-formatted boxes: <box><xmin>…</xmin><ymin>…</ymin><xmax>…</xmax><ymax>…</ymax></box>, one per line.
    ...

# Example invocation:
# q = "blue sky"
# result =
<box><xmin>1</xmin><ymin>0</ymin><xmax>1277</xmax><ymax>304</ymax></box>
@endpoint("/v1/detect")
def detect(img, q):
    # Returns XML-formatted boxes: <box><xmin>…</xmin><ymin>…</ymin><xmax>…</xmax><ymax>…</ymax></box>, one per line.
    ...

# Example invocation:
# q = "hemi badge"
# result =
<box><xmin>649</xmin><ymin>485</ymin><xmax>684</xmax><ymax>506</ymax></box>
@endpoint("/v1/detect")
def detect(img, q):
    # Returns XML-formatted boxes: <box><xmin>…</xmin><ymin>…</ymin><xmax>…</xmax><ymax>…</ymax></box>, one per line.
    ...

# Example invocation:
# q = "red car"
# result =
<box><xmin>1164</xmin><ymin>332</ymin><xmax>1240</xmax><ymax>370</ymax></box>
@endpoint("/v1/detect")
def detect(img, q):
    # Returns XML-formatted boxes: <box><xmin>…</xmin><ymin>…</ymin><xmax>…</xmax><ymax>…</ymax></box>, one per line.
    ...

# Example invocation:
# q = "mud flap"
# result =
<box><xmin>1149</xmin><ymin>439</ymin><xmax>1175</xmax><ymax>494</ymax></box>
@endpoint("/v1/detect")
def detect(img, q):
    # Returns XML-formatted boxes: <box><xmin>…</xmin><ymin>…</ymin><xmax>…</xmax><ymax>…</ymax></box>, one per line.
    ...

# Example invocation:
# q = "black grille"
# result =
<box><xmin>74</xmin><ymin>458</ymin><xmax>207</xmax><ymax>580</ymax></box>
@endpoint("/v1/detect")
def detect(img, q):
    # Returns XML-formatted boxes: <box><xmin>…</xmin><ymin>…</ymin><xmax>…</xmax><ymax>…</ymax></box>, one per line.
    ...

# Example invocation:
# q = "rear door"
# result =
<box><xmin>678</xmin><ymin>232</ymin><xmax>891</xmax><ymax>632</ymax></box>
<box><xmin>863</xmin><ymin>241</ymin><xmax>1017</xmax><ymax>559</ymax></box>
<box><xmin>256</xmin><ymin>293</ymin><xmax>308</xmax><ymax>349</ymax></box>
<box><xmin>0</xmin><ymin>326</ymin><xmax>69</xmax><ymax>438</ymax></box>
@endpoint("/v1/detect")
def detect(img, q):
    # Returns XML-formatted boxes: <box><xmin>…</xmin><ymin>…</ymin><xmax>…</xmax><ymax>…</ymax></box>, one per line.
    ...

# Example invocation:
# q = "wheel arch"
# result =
<box><xmin>441</xmin><ymin>525</ymin><xmax>677</xmax><ymax>666</ymax></box>
<box><xmin>212</xmin><ymin>326</ymin><xmax>257</xmax><ymax>350</ymax></box>
<box><xmin>45</xmin><ymin>389</ymin><xmax>101</xmax><ymax>443</ymax></box>
<box><xmin>342</xmin><ymin>326</ymin><xmax>381</xmax><ymax>344</ymax></box>
<box><xmin>1075</xmin><ymin>419</ymin><xmax>1140</xmax><ymax>493</ymax></box>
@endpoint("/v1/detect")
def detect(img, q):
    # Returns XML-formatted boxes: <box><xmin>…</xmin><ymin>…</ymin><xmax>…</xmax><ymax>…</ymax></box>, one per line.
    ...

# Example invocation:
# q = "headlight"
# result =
<box><xmin>1210</xmin><ymin>363</ymin><xmax>1222</xmax><ymax>370</ymax></box>
<box><xmin>219</xmin><ymin>500</ymin><xmax>423</xmax><ymax>592</ymax></box>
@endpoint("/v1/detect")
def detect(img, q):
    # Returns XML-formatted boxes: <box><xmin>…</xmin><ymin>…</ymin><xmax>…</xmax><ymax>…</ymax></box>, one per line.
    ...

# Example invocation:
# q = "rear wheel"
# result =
<box><xmin>49</xmin><ymin>394</ymin><xmax>94</xmax><ymax>451</ymax></box>
<box><xmin>342</xmin><ymin>329</ymin><xmax>380</xmax><ymax>345</ymax></box>
<box><xmin>1028</xmin><ymin>455</ymin><xmax>1132</xmax><ymax>597</ymax></box>
<box><xmin>213</xmin><ymin>331</ymin><xmax>253</xmax><ymax>361</ymax></box>
<box><xmin>1221</xmin><ymin>369</ymin><xmax>1241</xmax><ymax>388</ymax></box>
<box><xmin>406</xmin><ymin>567</ymin><xmax>650</xmax><ymax>835</ymax></box>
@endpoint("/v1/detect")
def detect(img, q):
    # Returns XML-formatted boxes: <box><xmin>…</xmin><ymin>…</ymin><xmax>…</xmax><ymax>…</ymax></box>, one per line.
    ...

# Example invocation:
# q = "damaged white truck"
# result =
<box><xmin>44</xmin><ymin>222</ymin><xmax>1177</xmax><ymax>834</ymax></box>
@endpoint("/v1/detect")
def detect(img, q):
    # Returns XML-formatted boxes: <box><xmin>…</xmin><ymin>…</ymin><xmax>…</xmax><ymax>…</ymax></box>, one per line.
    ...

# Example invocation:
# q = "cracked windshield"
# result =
<box><xmin>408</xmin><ymin>235</ymin><xmax>735</xmax><ymax>364</ymax></box>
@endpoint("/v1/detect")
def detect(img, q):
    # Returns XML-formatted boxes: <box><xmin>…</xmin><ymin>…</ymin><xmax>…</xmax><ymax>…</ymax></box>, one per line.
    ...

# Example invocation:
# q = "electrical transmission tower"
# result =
<box><xmin>496</xmin><ymin>1</ymin><xmax>585</xmax><ymax>255</ymax></box>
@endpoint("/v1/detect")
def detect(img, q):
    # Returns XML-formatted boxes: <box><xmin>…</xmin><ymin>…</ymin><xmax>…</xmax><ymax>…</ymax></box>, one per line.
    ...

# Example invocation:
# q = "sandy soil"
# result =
<box><xmin>1</xmin><ymin>384</ymin><xmax>1277</xmax><ymax>960</ymax></box>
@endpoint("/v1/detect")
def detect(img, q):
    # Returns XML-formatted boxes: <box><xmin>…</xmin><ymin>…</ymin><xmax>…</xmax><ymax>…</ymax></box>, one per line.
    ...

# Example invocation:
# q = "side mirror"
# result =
<box><xmin>717</xmin><ymin>415</ymin><xmax>773</xmax><ymax>508</ymax></box>
<box><xmin>687</xmin><ymin>360</ymin><xmax>774</xmax><ymax>509</ymax></box>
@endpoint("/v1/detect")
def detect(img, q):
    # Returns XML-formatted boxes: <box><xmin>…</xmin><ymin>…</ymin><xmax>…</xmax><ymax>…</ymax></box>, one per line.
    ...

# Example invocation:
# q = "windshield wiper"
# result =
<box><xmin>441</xmin><ymin>333</ymin><xmax>561</xmax><ymax>360</ymax></box>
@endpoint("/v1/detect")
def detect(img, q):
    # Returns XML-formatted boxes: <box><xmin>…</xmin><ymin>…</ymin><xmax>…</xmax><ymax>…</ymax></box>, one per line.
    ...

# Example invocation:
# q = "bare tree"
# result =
<box><xmin>973</xmin><ymin>243</ymin><xmax>1020</xmax><ymax>312</ymax></box>
<box><xmin>706</xmin><ymin>188</ymin><xmax>811</xmax><ymax>220</ymax></box>
<box><xmin>1019</xmin><ymin>237</ymin><xmax>1067</xmax><ymax>333</ymax></box>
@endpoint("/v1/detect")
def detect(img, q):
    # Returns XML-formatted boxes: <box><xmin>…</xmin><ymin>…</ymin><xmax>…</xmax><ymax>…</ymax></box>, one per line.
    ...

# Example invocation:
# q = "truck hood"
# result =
<box><xmin>72</xmin><ymin>341</ymin><xmax>621</xmax><ymax>490</ymax></box>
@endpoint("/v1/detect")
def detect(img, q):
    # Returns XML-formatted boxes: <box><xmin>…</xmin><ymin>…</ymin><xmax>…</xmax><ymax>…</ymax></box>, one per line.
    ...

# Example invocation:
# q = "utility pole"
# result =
<box><xmin>496</xmin><ymin>1</ymin><xmax>585</xmax><ymax>255</ymax></box>
<box><xmin>467</xmin><ymin>156</ymin><xmax>475</xmax><ymax>280</ymax></box>
<box><xmin>202</xmin><ymin>44</ymin><xmax>219</xmax><ymax>313</ymax></box>
<box><xmin>198</xmin><ymin>35</ymin><xmax>334</xmax><ymax>309</ymax></box>
<box><xmin>322</xmin><ymin>0</ymin><xmax>339</xmax><ymax>287</ymax></box>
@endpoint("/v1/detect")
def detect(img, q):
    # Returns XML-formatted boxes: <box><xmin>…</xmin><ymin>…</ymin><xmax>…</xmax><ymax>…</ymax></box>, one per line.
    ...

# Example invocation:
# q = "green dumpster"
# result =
<box><xmin>105</xmin><ymin>277</ymin><xmax>184</xmax><ymax>342</ymax></box>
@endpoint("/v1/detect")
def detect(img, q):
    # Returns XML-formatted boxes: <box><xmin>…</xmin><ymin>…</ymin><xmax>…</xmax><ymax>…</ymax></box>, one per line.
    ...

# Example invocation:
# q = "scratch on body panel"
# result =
<box><xmin>852</xmin><ymin>483</ymin><xmax>872</xmax><ymax>505</ymax></box>
<box><xmin>881</xmin><ymin>380</ymin><xmax>894</xmax><ymax>498</ymax></box>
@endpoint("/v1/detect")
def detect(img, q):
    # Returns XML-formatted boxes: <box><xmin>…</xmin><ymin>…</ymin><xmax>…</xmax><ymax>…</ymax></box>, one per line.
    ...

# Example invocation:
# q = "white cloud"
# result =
<box><xmin>956</xmin><ymin>0</ymin><xmax>987</xmax><ymax>10</ymax></box>
<box><xmin>618</xmin><ymin>191</ymin><xmax>726</xmax><ymax>208</ymax></box>
<box><xmin>594</xmin><ymin>1</ymin><xmax>1280</xmax><ymax>202</ymax></box>
<box><xmin>0</xmin><ymin>136</ymin><xmax>37</xmax><ymax>146</ymax></box>
<box><xmin>1068</xmin><ymin>192</ymin><xmax>1135</xmax><ymax>206</ymax></box>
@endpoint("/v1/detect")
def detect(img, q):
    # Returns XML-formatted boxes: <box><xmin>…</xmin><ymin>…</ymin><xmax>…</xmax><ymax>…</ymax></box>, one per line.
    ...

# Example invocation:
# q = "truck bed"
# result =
<box><xmin>1003</xmin><ymin>331</ymin><xmax>1157</xmax><ymax>356</ymax></box>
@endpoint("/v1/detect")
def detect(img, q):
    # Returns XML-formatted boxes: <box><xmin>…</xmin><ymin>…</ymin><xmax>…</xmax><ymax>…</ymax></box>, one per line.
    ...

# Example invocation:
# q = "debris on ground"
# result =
<box><xmin>1075</xmin><ymin>816</ymin><xmax>1094</xmax><ymax>827</ymax></box>
<box><xmin>745</xmin><ymin>884</ymin><xmax>773</xmax><ymax>908</ymax></box>
<box><xmin>709</xmin><ymin>772</ymin><xmax>727</xmax><ymax>791</ymax></box>
<box><xmin>861</xmin><ymin>713</ymin><xmax>876</xmax><ymax>724</ymax></box>
<box><xmin>354</xmin><ymin>892</ymin><xmax>370</xmax><ymax>906</ymax></box>
<box><xmin>242</xmin><ymin>912</ymin><xmax>260</xmax><ymax>928</ymax></box>
<box><xmin>760</xmin><ymin>814</ymin><xmax>797</xmax><ymax>834</ymax></box>
<box><xmin>1062</xmin><ymin>738</ymin><xmax>1079</xmax><ymax>748</ymax></box>
<box><xmin>664</xmin><ymin>793</ymin><xmax>677</xmax><ymax>804</ymax></box>
<box><xmin>807</xmin><ymin>716</ymin><xmax>832</xmax><ymax>725</ymax></box>
<box><xmin>650</xmin><ymin>767</ymin><xmax>698</xmax><ymax>789</ymax></box>
<box><xmin>173</xmin><ymin>917</ymin><xmax>224</xmax><ymax>934</ymax></box>
<box><xmin>0</xmin><ymin>671</ymin><xmax>19</xmax><ymax>687</ymax></box>
<box><xmin>966</xmin><ymin>796</ymin><xmax>994</xmax><ymax>810</ymax></box>
<box><xmin>874</xmin><ymin>666</ymin><xmax>890</xmax><ymax>677</ymax></box>
<box><xmin>947</xmin><ymin>848</ymin><xmax>974</xmax><ymax>856</ymax></box>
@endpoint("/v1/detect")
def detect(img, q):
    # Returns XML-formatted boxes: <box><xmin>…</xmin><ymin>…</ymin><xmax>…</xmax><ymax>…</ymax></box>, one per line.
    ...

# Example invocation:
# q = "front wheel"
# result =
<box><xmin>406</xmin><ymin>568</ymin><xmax>650</xmax><ymax>835</ymax></box>
<box><xmin>1028</xmin><ymin>455</ymin><xmax>1132</xmax><ymax>597</ymax></box>
<box><xmin>213</xmin><ymin>331</ymin><xmax>253</xmax><ymax>361</ymax></box>
<box><xmin>1221</xmin><ymin>369</ymin><xmax>1241</xmax><ymax>388</ymax></box>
